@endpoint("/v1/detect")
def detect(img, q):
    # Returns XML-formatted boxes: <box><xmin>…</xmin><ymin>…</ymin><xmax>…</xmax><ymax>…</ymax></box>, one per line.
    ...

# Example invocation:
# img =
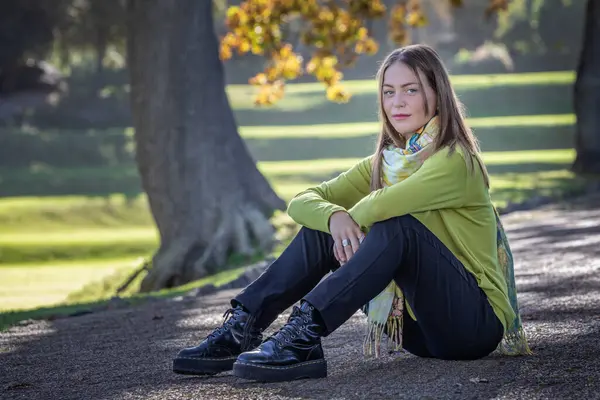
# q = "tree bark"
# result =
<box><xmin>127</xmin><ymin>0</ymin><xmax>286</xmax><ymax>291</ymax></box>
<box><xmin>572</xmin><ymin>0</ymin><xmax>600</xmax><ymax>175</ymax></box>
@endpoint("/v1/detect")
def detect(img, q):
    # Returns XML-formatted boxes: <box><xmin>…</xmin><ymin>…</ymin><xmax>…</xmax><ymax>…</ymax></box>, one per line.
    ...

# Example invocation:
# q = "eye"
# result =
<box><xmin>406</xmin><ymin>88</ymin><xmax>418</xmax><ymax>94</ymax></box>
<box><xmin>383</xmin><ymin>89</ymin><xmax>394</xmax><ymax>96</ymax></box>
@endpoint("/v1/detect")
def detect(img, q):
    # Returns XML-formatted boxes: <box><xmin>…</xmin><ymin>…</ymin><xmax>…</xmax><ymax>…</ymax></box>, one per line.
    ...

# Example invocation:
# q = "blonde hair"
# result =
<box><xmin>371</xmin><ymin>44</ymin><xmax>490</xmax><ymax>190</ymax></box>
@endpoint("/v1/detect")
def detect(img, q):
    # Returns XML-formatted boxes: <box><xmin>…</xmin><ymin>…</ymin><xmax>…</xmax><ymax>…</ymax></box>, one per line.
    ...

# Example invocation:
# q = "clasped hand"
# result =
<box><xmin>328</xmin><ymin>211</ymin><xmax>365</xmax><ymax>266</ymax></box>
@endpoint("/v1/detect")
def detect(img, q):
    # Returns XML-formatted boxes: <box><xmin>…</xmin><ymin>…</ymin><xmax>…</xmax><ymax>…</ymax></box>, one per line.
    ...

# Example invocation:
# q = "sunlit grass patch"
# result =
<box><xmin>240</xmin><ymin>114</ymin><xmax>575</xmax><ymax>139</ymax></box>
<box><xmin>0</xmin><ymin>257</ymin><xmax>140</xmax><ymax>311</ymax></box>
<box><xmin>228</xmin><ymin>70</ymin><xmax>575</xmax><ymax>98</ymax></box>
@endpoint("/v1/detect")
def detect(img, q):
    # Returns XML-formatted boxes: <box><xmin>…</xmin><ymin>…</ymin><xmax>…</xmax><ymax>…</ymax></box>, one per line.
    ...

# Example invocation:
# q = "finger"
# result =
<box><xmin>357</xmin><ymin>228</ymin><xmax>366</xmax><ymax>244</ymax></box>
<box><xmin>356</xmin><ymin>227</ymin><xmax>367</xmax><ymax>243</ymax></box>
<box><xmin>347</xmin><ymin>235</ymin><xmax>358</xmax><ymax>255</ymax></box>
<box><xmin>334</xmin><ymin>236</ymin><xmax>346</xmax><ymax>262</ymax></box>
<box><xmin>351</xmin><ymin>227</ymin><xmax>364</xmax><ymax>252</ymax></box>
<box><xmin>342</xmin><ymin>235</ymin><xmax>354</xmax><ymax>261</ymax></box>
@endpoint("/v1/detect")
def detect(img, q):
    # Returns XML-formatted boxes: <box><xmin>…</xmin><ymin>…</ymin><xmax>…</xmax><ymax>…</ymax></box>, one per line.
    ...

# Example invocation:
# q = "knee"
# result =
<box><xmin>298</xmin><ymin>226</ymin><xmax>322</xmax><ymax>236</ymax></box>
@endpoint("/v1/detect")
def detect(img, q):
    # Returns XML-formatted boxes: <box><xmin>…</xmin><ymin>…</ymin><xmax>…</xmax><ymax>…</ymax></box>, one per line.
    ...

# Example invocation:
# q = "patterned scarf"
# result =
<box><xmin>362</xmin><ymin>116</ymin><xmax>532</xmax><ymax>358</ymax></box>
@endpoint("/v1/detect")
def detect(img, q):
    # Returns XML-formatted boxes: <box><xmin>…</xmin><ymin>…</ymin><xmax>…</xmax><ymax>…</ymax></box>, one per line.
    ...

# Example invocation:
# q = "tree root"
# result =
<box><xmin>116</xmin><ymin>258</ymin><xmax>151</xmax><ymax>295</ymax></box>
<box><xmin>139</xmin><ymin>204</ymin><xmax>277</xmax><ymax>292</ymax></box>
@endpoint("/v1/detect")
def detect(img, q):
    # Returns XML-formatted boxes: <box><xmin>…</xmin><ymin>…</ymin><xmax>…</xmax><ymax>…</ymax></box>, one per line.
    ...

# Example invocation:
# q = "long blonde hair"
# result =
<box><xmin>370</xmin><ymin>44</ymin><xmax>490</xmax><ymax>190</ymax></box>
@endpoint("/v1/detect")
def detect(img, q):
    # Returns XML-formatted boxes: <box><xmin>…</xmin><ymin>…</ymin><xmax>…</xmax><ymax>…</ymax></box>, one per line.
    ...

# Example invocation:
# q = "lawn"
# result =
<box><xmin>0</xmin><ymin>70</ymin><xmax>584</xmax><ymax>327</ymax></box>
<box><xmin>0</xmin><ymin>257</ymin><xmax>141</xmax><ymax>311</ymax></box>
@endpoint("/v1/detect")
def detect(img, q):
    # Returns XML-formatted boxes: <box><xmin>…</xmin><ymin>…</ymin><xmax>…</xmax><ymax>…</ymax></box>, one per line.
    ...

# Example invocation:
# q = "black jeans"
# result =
<box><xmin>234</xmin><ymin>215</ymin><xmax>504</xmax><ymax>360</ymax></box>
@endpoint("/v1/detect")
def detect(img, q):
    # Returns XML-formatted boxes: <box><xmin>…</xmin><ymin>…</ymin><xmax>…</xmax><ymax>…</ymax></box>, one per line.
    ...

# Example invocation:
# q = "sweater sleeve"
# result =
<box><xmin>348</xmin><ymin>148</ymin><xmax>469</xmax><ymax>229</ymax></box>
<box><xmin>286</xmin><ymin>156</ymin><xmax>373</xmax><ymax>233</ymax></box>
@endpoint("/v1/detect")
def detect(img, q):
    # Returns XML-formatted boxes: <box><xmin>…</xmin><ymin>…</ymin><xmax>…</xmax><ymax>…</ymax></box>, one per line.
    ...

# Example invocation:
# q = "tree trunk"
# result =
<box><xmin>126</xmin><ymin>0</ymin><xmax>286</xmax><ymax>292</ymax></box>
<box><xmin>572</xmin><ymin>0</ymin><xmax>600</xmax><ymax>175</ymax></box>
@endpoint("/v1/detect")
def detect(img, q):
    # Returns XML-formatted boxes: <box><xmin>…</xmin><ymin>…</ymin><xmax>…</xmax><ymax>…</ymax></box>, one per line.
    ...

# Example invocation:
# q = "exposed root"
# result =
<box><xmin>116</xmin><ymin>258</ymin><xmax>151</xmax><ymax>294</ymax></box>
<box><xmin>232</xmin><ymin>211</ymin><xmax>253</xmax><ymax>256</ymax></box>
<box><xmin>140</xmin><ymin>204</ymin><xmax>277</xmax><ymax>292</ymax></box>
<box><xmin>140</xmin><ymin>236</ymin><xmax>196</xmax><ymax>292</ymax></box>
<box><xmin>245</xmin><ymin>206</ymin><xmax>276</xmax><ymax>250</ymax></box>
<box><xmin>192</xmin><ymin>214</ymin><xmax>232</xmax><ymax>276</ymax></box>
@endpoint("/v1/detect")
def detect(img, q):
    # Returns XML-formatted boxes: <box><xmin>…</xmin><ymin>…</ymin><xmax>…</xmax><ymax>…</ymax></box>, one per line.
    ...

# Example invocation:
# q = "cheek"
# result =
<box><xmin>383</xmin><ymin>97</ymin><xmax>393</xmax><ymax>114</ymax></box>
<box><xmin>407</xmin><ymin>96</ymin><xmax>426</xmax><ymax>116</ymax></box>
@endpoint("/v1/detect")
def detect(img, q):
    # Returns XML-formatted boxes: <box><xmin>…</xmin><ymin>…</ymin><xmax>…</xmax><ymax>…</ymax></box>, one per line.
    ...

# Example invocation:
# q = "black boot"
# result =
<box><xmin>173</xmin><ymin>304</ymin><xmax>263</xmax><ymax>375</ymax></box>
<box><xmin>233</xmin><ymin>302</ymin><xmax>327</xmax><ymax>382</ymax></box>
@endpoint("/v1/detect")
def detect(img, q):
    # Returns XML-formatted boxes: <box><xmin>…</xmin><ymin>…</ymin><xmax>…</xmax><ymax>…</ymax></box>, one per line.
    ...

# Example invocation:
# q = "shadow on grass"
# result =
<box><xmin>246</xmin><ymin>125</ymin><xmax>574</xmax><ymax>162</ymax></box>
<box><xmin>0</xmin><ymin>162</ymin><xmax>583</xmax><ymax>208</ymax></box>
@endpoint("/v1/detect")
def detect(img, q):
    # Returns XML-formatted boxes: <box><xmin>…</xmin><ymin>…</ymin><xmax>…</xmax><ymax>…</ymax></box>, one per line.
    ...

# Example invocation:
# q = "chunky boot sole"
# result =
<box><xmin>232</xmin><ymin>359</ymin><xmax>327</xmax><ymax>382</ymax></box>
<box><xmin>173</xmin><ymin>356</ymin><xmax>238</xmax><ymax>375</ymax></box>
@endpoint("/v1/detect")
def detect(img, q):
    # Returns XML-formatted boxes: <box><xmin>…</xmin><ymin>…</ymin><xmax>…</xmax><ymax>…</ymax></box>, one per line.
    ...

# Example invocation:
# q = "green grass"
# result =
<box><xmin>227</xmin><ymin>70</ymin><xmax>575</xmax><ymax>97</ymax></box>
<box><xmin>229</xmin><ymin>72</ymin><xmax>574</xmax><ymax>126</ymax></box>
<box><xmin>239</xmin><ymin>114</ymin><xmax>576</xmax><ymax>139</ymax></box>
<box><xmin>0</xmin><ymin>231</ymin><xmax>157</xmax><ymax>264</ymax></box>
<box><xmin>64</xmin><ymin>264</ymin><xmax>250</xmax><ymax>305</ymax></box>
<box><xmin>0</xmin><ymin>148</ymin><xmax>578</xmax><ymax>265</ymax></box>
<box><xmin>0</xmin><ymin>257</ymin><xmax>141</xmax><ymax>311</ymax></box>
<box><xmin>0</xmin><ymin>194</ymin><xmax>151</xmax><ymax>232</ymax></box>
<box><xmin>0</xmin><ymin>265</ymin><xmax>250</xmax><ymax>331</ymax></box>
<box><xmin>259</xmin><ymin>149</ymin><xmax>576</xmax><ymax>175</ymax></box>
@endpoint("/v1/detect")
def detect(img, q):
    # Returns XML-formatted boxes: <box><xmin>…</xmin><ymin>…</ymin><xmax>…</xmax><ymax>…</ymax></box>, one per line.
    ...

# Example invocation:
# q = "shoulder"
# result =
<box><xmin>353</xmin><ymin>154</ymin><xmax>375</xmax><ymax>173</ymax></box>
<box><xmin>339</xmin><ymin>155</ymin><xmax>373</xmax><ymax>182</ymax></box>
<box><xmin>426</xmin><ymin>146</ymin><xmax>469</xmax><ymax>172</ymax></box>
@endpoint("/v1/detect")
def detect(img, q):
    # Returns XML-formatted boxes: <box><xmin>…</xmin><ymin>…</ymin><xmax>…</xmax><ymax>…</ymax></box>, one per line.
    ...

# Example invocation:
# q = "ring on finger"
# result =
<box><xmin>342</xmin><ymin>238</ymin><xmax>350</xmax><ymax>247</ymax></box>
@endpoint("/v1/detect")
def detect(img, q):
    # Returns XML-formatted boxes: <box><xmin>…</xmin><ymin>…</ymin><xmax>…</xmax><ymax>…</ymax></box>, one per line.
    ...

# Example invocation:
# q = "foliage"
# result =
<box><xmin>220</xmin><ymin>0</ymin><xmax>509</xmax><ymax>105</ymax></box>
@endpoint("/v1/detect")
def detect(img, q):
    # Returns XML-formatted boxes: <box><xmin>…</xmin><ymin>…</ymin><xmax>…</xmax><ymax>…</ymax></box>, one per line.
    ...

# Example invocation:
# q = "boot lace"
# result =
<box><xmin>207</xmin><ymin>307</ymin><xmax>240</xmax><ymax>340</ymax></box>
<box><xmin>271</xmin><ymin>306</ymin><xmax>311</xmax><ymax>346</ymax></box>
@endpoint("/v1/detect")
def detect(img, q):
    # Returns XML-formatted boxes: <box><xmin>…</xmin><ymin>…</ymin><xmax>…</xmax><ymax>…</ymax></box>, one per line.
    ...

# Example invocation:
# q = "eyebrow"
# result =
<box><xmin>383</xmin><ymin>82</ymin><xmax>419</xmax><ymax>88</ymax></box>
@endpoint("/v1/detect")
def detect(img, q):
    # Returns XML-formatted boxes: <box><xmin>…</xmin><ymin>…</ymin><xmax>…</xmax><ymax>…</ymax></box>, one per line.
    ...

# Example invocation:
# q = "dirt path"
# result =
<box><xmin>2</xmin><ymin>196</ymin><xmax>600</xmax><ymax>400</ymax></box>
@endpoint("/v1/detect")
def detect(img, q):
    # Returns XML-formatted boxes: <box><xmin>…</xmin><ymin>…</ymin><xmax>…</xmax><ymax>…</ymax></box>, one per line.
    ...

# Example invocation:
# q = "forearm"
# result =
<box><xmin>287</xmin><ymin>190</ymin><xmax>346</xmax><ymax>233</ymax></box>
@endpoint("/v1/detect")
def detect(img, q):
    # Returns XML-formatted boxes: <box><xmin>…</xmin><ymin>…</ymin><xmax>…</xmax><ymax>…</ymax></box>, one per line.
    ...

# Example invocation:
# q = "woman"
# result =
<box><xmin>173</xmin><ymin>44</ymin><xmax>530</xmax><ymax>382</ymax></box>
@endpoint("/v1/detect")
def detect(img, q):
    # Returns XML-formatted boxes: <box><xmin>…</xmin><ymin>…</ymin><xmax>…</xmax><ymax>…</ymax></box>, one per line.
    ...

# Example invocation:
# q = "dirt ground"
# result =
<box><xmin>2</xmin><ymin>195</ymin><xmax>600</xmax><ymax>400</ymax></box>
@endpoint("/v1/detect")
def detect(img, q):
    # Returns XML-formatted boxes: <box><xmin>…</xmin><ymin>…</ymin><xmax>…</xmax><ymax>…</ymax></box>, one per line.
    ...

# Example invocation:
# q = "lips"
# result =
<box><xmin>392</xmin><ymin>113</ymin><xmax>410</xmax><ymax>120</ymax></box>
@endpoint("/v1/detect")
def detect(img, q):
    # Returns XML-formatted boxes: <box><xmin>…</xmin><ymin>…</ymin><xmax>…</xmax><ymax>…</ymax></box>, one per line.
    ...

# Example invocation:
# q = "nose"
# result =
<box><xmin>393</xmin><ymin>99</ymin><xmax>406</xmax><ymax>109</ymax></box>
<box><xmin>392</xmin><ymin>93</ymin><xmax>406</xmax><ymax>108</ymax></box>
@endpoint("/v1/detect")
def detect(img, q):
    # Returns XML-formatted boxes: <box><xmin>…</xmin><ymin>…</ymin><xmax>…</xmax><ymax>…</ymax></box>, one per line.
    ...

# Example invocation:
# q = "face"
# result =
<box><xmin>382</xmin><ymin>61</ymin><xmax>437</xmax><ymax>139</ymax></box>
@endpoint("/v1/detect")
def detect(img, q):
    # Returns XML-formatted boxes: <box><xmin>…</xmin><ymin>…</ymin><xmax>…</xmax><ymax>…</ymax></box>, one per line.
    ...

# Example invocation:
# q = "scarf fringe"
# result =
<box><xmin>498</xmin><ymin>326</ymin><xmax>533</xmax><ymax>356</ymax></box>
<box><xmin>363</xmin><ymin>317</ymin><xmax>403</xmax><ymax>358</ymax></box>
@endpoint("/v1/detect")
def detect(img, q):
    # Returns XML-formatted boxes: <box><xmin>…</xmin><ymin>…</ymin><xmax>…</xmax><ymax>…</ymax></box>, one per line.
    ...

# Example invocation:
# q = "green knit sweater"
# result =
<box><xmin>287</xmin><ymin>147</ymin><xmax>516</xmax><ymax>331</ymax></box>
